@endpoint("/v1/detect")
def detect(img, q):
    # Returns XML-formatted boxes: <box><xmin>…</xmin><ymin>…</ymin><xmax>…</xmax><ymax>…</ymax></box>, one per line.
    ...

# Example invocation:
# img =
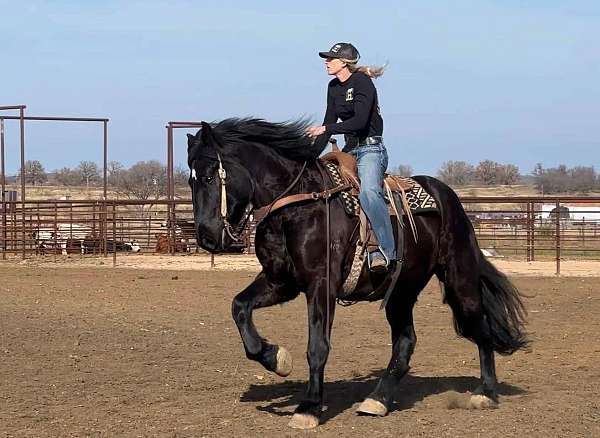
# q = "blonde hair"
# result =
<box><xmin>341</xmin><ymin>59</ymin><xmax>387</xmax><ymax>78</ymax></box>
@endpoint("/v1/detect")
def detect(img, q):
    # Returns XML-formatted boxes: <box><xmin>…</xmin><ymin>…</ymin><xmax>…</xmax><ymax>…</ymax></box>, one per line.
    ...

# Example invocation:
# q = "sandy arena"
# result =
<box><xmin>1</xmin><ymin>256</ymin><xmax>599</xmax><ymax>437</ymax></box>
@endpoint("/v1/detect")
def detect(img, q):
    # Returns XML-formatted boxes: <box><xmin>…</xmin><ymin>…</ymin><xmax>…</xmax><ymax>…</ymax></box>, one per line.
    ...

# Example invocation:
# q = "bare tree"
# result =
<box><xmin>174</xmin><ymin>165</ymin><xmax>190</xmax><ymax>188</ymax></box>
<box><xmin>533</xmin><ymin>164</ymin><xmax>571</xmax><ymax>194</ymax></box>
<box><xmin>570</xmin><ymin>166</ymin><xmax>597</xmax><ymax>192</ymax></box>
<box><xmin>393</xmin><ymin>164</ymin><xmax>413</xmax><ymax>177</ymax></box>
<box><xmin>475</xmin><ymin>160</ymin><xmax>500</xmax><ymax>185</ymax></box>
<box><xmin>437</xmin><ymin>160</ymin><xmax>475</xmax><ymax>186</ymax></box>
<box><xmin>54</xmin><ymin>167</ymin><xmax>80</xmax><ymax>186</ymax></box>
<box><xmin>115</xmin><ymin>160</ymin><xmax>167</xmax><ymax>200</ymax></box>
<box><xmin>107</xmin><ymin>161</ymin><xmax>125</xmax><ymax>187</ymax></box>
<box><xmin>76</xmin><ymin>161</ymin><xmax>100</xmax><ymax>187</ymax></box>
<box><xmin>496</xmin><ymin>164</ymin><xmax>520</xmax><ymax>185</ymax></box>
<box><xmin>20</xmin><ymin>160</ymin><xmax>47</xmax><ymax>186</ymax></box>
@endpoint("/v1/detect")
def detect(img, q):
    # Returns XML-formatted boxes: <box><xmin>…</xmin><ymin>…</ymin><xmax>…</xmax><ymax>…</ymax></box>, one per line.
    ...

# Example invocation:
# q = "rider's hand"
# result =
<box><xmin>305</xmin><ymin>125</ymin><xmax>326</xmax><ymax>137</ymax></box>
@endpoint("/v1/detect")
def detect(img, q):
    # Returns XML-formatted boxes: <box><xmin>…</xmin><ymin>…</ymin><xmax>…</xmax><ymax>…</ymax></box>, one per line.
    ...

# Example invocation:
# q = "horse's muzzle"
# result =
<box><xmin>196</xmin><ymin>227</ymin><xmax>221</xmax><ymax>253</ymax></box>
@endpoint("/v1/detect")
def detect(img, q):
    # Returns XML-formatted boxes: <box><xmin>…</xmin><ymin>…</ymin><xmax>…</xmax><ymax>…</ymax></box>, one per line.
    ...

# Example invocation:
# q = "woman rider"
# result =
<box><xmin>306</xmin><ymin>42</ymin><xmax>396</xmax><ymax>273</ymax></box>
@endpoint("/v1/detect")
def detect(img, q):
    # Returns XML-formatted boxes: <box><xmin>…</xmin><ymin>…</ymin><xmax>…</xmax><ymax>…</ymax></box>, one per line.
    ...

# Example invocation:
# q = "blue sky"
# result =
<box><xmin>1</xmin><ymin>0</ymin><xmax>598</xmax><ymax>175</ymax></box>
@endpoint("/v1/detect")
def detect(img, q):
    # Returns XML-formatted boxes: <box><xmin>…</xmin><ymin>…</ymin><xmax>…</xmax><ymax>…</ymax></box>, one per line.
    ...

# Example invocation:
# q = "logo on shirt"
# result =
<box><xmin>346</xmin><ymin>88</ymin><xmax>354</xmax><ymax>102</ymax></box>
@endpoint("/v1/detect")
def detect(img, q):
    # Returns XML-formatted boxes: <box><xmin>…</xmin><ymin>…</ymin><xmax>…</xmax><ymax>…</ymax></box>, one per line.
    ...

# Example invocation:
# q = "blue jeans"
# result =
<box><xmin>349</xmin><ymin>143</ymin><xmax>396</xmax><ymax>262</ymax></box>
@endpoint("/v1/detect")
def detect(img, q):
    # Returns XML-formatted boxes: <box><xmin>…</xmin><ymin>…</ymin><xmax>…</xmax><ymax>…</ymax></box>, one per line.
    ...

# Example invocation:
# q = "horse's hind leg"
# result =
<box><xmin>441</xmin><ymin>277</ymin><xmax>499</xmax><ymax>407</ymax></box>
<box><xmin>357</xmin><ymin>291</ymin><xmax>418</xmax><ymax>416</ymax></box>
<box><xmin>231</xmin><ymin>271</ymin><xmax>299</xmax><ymax>376</ymax></box>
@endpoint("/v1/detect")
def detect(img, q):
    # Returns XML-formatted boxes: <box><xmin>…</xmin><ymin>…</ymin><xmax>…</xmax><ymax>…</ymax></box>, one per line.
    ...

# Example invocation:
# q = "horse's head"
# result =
<box><xmin>187</xmin><ymin>122</ymin><xmax>255</xmax><ymax>253</ymax></box>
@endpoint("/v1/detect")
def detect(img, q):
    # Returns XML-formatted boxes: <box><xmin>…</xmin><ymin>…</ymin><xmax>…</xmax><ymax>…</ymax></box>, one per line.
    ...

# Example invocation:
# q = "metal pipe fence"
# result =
<box><xmin>0</xmin><ymin>199</ymin><xmax>252</xmax><ymax>266</ymax></box>
<box><xmin>461</xmin><ymin>197</ymin><xmax>600</xmax><ymax>275</ymax></box>
<box><xmin>1</xmin><ymin>197</ymin><xmax>599</xmax><ymax>273</ymax></box>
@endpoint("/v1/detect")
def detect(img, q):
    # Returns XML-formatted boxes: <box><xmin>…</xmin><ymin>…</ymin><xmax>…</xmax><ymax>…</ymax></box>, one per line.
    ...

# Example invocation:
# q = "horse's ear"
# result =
<box><xmin>200</xmin><ymin>121</ymin><xmax>214</xmax><ymax>145</ymax></box>
<box><xmin>187</xmin><ymin>133</ymin><xmax>195</xmax><ymax>150</ymax></box>
<box><xmin>200</xmin><ymin>121</ymin><xmax>223</xmax><ymax>151</ymax></box>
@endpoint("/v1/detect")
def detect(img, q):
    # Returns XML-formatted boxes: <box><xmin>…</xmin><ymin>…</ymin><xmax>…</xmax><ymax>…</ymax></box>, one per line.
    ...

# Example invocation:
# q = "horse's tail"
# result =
<box><xmin>478</xmin><ymin>255</ymin><xmax>529</xmax><ymax>354</ymax></box>
<box><xmin>413</xmin><ymin>175</ymin><xmax>528</xmax><ymax>355</ymax></box>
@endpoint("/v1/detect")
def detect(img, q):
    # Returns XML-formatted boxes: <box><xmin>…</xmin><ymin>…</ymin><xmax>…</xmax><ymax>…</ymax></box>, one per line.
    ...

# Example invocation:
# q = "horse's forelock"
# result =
<box><xmin>187</xmin><ymin>127</ymin><xmax>219</xmax><ymax>166</ymax></box>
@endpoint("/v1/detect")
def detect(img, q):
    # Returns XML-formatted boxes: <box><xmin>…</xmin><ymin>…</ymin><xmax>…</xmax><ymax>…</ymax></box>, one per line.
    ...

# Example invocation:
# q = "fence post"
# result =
<box><xmin>147</xmin><ymin>213</ymin><xmax>152</xmax><ymax>249</ymax></box>
<box><xmin>582</xmin><ymin>217</ymin><xmax>586</xmax><ymax>257</ymax></box>
<box><xmin>0</xmin><ymin>118</ymin><xmax>5</xmax><ymax>260</ymax></box>
<box><xmin>531</xmin><ymin>202</ymin><xmax>536</xmax><ymax>261</ymax></box>
<box><xmin>20</xmin><ymin>108</ymin><xmax>26</xmax><ymax>260</ymax></box>
<box><xmin>170</xmin><ymin>201</ymin><xmax>176</xmax><ymax>255</ymax></box>
<box><xmin>53</xmin><ymin>202</ymin><xmax>58</xmax><ymax>261</ymax></box>
<box><xmin>103</xmin><ymin>201</ymin><xmax>108</xmax><ymax>258</ymax></box>
<box><xmin>112</xmin><ymin>202</ymin><xmax>117</xmax><ymax>267</ymax></box>
<box><xmin>1</xmin><ymin>196</ymin><xmax>6</xmax><ymax>260</ymax></box>
<box><xmin>555</xmin><ymin>200</ymin><xmax>560</xmax><ymax>276</ymax></box>
<box><xmin>525</xmin><ymin>203</ymin><xmax>529</xmax><ymax>261</ymax></box>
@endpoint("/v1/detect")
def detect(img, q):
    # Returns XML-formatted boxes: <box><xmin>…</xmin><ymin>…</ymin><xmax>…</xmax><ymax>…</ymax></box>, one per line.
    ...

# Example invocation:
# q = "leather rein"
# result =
<box><xmin>203</xmin><ymin>154</ymin><xmax>349</xmax><ymax>344</ymax></box>
<box><xmin>195</xmin><ymin>154</ymin><xmax>350</xmax><ymax>246</ymax></box>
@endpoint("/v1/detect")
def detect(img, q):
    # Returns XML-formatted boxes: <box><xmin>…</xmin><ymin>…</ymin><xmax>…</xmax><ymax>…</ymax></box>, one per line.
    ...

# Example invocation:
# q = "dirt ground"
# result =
<box><xmin>7</xmin><ymin>252</ymin><xmax>600</xmax><ymax>277</ymax></box>
<box><xmin>1</xmin><ymin>263</ymin><xmax>600</xmax><ymax>437</ymax></box>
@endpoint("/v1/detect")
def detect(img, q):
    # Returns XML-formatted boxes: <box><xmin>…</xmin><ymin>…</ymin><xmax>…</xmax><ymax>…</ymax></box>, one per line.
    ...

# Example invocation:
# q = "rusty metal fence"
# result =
<box><xmin>1</xmin><ymin>200</ymin><xmax>190</xmax><ymax>264</ymax></box>
<box><xmin>462</xmin><ymin>196</ymin><xmax>600</xmax><ymax>274</ymax></box>
<box><xmin>2</xmin><ymin>196</ymin><xmax>600</xmax><ymax>274</ymax></box>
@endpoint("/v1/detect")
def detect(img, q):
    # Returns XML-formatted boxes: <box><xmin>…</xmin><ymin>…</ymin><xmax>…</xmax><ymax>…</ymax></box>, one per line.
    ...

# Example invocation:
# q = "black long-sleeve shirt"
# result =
<box><xmin>315</xmin><ymin>71</ymin><xmax>383</xmax><ymax>152</ymax></box>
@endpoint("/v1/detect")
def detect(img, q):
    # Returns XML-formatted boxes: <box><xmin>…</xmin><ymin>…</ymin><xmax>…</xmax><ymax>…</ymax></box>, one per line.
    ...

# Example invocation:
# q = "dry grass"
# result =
<box><xmin>2</xmin><ymin>184</ymin><xmax>189</xmax><ymax>201</ymax></box>
<box><xmin>455</xmin><ymin>184</ymin><xmax>600</xmax><ymax>198</ymax></box>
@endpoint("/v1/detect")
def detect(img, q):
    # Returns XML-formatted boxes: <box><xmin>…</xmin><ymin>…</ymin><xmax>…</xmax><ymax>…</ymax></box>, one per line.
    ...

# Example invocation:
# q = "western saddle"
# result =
<box><xmin>321</xmin><ymin>140</ymin><xmax>418</xmax><ymax>255</ymax></box>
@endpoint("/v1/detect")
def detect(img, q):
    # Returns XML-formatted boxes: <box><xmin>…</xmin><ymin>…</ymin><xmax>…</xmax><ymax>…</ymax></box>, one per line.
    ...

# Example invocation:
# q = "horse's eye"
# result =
<box><xmin>202</xmin><ymin>176</ymin><xmax>214</xmax><ymax>184</ymax></box>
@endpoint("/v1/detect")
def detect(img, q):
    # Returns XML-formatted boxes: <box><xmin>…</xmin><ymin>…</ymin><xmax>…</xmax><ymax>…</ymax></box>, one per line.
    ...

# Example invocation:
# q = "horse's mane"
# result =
<box><xmin>210</xmin><ymin>118</ymin><xmax>326</xmax><ymax>162</ymax></box>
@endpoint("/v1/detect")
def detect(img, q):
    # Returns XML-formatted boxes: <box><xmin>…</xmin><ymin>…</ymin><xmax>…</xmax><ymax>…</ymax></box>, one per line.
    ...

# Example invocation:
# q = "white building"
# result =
<box><xmin>540</xmin><ymin>204</ymin><xmax>600</xmax><ymax>222</ymax></box>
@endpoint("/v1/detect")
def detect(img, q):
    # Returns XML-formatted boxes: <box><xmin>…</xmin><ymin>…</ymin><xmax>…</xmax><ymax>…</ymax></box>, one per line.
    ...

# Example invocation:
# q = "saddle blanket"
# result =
<box><xmin>323</xmin><ymin>162</ymin><xmax>438</xmax><ymax>216</ymax></box>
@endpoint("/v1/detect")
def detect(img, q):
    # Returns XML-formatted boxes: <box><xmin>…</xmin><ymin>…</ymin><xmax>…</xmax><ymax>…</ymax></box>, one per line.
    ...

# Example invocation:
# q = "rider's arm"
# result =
<box><xmin>313</xmin><ymin>83</ymin><xmax>337</xmax><ymax>150</ymax></box>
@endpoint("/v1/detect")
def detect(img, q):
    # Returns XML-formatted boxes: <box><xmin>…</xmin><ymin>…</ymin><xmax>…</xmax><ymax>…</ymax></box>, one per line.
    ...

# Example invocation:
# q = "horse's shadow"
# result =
<box><xmin>240</xmin><ymin>371</ymin><xmax>527</xmax><ymax>423</ymax></box>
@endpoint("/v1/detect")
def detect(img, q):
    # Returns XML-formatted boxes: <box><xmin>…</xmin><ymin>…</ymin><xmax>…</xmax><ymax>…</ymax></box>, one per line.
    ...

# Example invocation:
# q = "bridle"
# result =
<box><xmin>192</xmin><ymin>150</ymin><xmax>359</xmax><ymax>341</ymax></box>
<box><xmin>214</xmin><ymin>152</ymin><xmax>255</xmax><ymax>243</ymax></box>
<box><xmin>191</xmin><ymin>153</ymin><xmax>308</xmax><ymax>245</ymax></box>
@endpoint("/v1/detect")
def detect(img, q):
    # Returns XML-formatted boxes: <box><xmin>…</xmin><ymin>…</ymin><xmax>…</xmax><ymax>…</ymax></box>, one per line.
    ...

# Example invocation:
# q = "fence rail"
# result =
<box><xmin>2</xmin><ymin>197</ymin><xmax>600</xmax><ymax>274</ymax></box>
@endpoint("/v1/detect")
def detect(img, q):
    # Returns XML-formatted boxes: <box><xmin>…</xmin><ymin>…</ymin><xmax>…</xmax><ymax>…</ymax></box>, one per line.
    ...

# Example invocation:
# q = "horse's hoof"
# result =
<box><xmin>274</xmin><ymin>347</ymin><xmax>293</xmax><ymax>377</ymax></box>
<box><xmin>468</xmin><ymin>394</ymin><xmax>498</xmax><ymax>410</ymax></box>
<box><xmin>288</xmin><ymin>413</ymin><xmax>319</xmax><ymax>429</ymax></box>
<box><xmin>356</xmin><ymin>398</ymin><xmax>388</xmax><ymax>416</ymax></box>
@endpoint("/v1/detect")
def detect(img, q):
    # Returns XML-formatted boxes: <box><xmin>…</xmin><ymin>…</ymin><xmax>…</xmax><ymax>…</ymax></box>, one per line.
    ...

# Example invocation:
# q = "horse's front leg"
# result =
<box><xmin>289</xmin><ymin>279</ymin><xmax>336</xmax><ymax>430</ymax></box>
<box><xmin>232</xmin><ymin>271</ymin><xmax>299</xmax><ymax>376</ymax></box>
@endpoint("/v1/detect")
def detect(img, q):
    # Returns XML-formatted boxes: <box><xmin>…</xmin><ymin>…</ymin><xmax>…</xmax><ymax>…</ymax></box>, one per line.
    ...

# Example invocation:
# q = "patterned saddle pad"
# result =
<box><xmin>323</xmin><ymin>162</ymin><xmax>438</xmax><ymax>216</ymax></box>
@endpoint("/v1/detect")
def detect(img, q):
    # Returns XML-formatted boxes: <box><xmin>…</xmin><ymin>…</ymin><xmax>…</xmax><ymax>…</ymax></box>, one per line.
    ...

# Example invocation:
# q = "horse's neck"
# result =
<box><xmin>242</xmin><ymin>148</ymin><xmax>318</xmax><ymax>208</ymax></box>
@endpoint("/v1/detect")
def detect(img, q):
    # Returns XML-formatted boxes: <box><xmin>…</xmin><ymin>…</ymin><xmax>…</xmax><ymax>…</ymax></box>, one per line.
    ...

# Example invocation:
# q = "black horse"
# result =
<box><xmin>187</xmin><ymin>118</ymin><xmax>528</xmax><ymax>429</ymax></box>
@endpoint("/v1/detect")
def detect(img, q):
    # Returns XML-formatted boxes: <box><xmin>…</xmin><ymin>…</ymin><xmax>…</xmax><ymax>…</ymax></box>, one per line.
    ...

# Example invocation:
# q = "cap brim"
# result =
<box><xmin>319</xmin><ymin>51</ymin><xmax>341</xmax><ymax>59</ymax></box>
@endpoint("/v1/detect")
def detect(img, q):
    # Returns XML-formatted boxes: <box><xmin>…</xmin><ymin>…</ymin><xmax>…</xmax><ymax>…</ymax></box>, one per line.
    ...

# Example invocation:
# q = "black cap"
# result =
<box><xmin>318</xmin><ymin>42</ymin><xmax>360</xmax><ymax>62</ymax></box>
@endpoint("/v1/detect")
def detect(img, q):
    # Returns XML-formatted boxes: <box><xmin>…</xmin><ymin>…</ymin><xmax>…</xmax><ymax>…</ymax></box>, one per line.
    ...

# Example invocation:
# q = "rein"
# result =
<box><xmin>210</xmin><ymin>153</ymin><xmax>351</xmax><ymax>246</ymax></box>
<box><xmin>202</xmin><ymin>154</ymin><xmax>349</xmax><ymax>336</ymax></box>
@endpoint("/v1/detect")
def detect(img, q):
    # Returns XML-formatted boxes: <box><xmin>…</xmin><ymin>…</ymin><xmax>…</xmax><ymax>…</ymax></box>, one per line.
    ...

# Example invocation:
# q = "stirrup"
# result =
<box><xmin>368</xmin><ymin>251</ymin><xmax>389</xmax><ymax>273</ymax></box>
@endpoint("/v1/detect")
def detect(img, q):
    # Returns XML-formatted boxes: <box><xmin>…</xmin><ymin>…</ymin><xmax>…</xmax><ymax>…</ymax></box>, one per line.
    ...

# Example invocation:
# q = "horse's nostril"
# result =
<box><xmin>197</xmin><ymin>226</ymin><xmax>219</xmax><ymax>252</ymax></box>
